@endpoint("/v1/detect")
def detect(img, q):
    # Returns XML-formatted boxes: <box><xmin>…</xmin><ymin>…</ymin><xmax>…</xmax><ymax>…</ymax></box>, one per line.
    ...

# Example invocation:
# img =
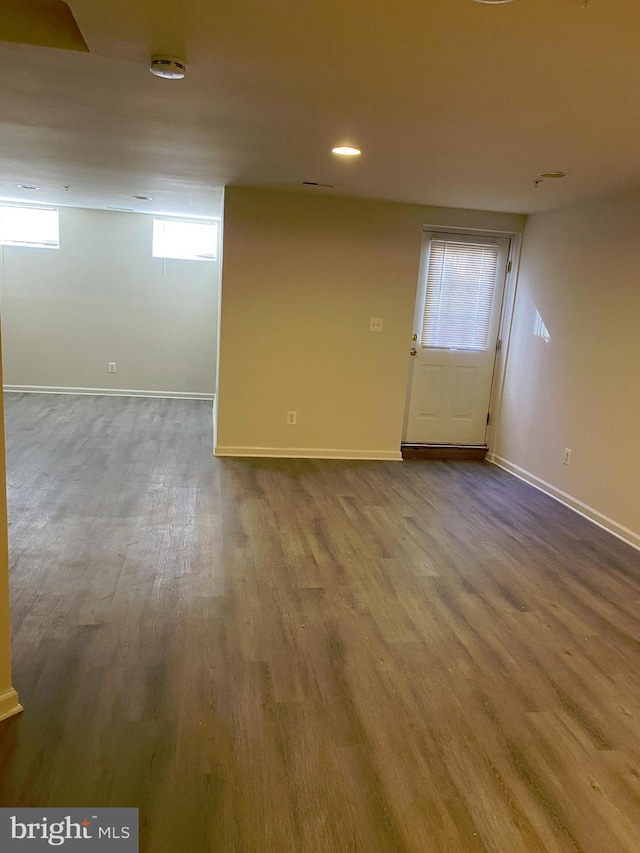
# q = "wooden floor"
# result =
<box><xmin>1</xmin><ymin>394</ymin><xmax>640</xmax><ymax>852</ymax></box>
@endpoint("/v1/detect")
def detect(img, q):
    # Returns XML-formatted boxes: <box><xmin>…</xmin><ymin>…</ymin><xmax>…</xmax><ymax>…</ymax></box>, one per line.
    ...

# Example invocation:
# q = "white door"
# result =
<box><xmin>403</xmin><ymin>232</ymin><xmax>510</xmax><ymax>445</ymax></box>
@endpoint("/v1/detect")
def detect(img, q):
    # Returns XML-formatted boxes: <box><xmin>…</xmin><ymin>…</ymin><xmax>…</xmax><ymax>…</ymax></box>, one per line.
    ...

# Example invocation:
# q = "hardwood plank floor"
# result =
<box><xmin>1</xmin><ymin>393</ymin><xmax>640</xmax><ymax>851</ymax></box>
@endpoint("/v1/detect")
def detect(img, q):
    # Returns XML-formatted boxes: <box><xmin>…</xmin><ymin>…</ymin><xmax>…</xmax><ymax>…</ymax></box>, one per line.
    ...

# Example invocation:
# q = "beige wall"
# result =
<box><xmin>216</xmin><ymin>187</ymin><xmax>524</xmax><ymax>458</ymax></box>
<box><xmin>493</xmin><ymin>186</ymin><xmax>640</xmax><ymax>549</ymax></box>
<box><xmin>0</xmin><ymin>333</ymin><xmax>21</xmax><ymax>722</ymax></box>
<box><xmin>0</xmin><ymin>207</ymin><xmax>219</xmax><ymax>396</ymax></box>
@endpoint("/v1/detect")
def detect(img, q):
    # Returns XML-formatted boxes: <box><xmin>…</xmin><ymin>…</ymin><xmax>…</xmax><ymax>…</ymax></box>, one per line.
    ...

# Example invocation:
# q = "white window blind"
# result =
<box><xmin>152</xmin><ymin>218</ymin><xmax>218</xmax><ymax>261</ymax></box>
<box><xmin>0</xmin><ymin>205</ymin><xmax>59</xmax><ymax>249</ymax></box>
<box><xmin>421</xmin><ymin>239</ymin><xmax>499</xmax><ymax>350</ymax></box>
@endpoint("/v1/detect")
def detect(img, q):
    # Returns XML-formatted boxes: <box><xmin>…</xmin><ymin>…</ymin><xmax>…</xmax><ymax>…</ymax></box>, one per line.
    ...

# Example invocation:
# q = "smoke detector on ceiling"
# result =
<box><xmin>150</xmin><ymin>56</ymin><xmax>187</xmax><ymax>79</ymax></box>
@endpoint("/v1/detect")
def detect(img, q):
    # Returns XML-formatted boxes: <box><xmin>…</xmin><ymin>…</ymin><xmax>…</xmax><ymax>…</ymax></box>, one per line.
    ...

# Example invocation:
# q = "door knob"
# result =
<box><xmin>410</xmin><ymin>348</ymin><xmax>418</xmax><ymax>356</ymax></box>
<box><xmin>411</xmin><ymin>334</ymin><xmax>418</xmax><ymax>341</ymax></box>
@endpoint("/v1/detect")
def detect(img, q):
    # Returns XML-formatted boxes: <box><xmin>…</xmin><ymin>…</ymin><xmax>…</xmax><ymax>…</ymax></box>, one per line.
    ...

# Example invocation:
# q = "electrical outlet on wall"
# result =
<box><xmin>563</xmin><ymin>448</ymin><xmax>572</xmax><ymax>466</ymax></box>
<box><xmin>369</xmin><ymin>317</ymin><xmax>383</xmax><ymax>332</ymax></box>
<box><xmin>108</xmin><ymin>362</ymin><xmax>117</xmax><ymax>373</ymax></box>
<box><xmin>286</xmin><ymin>411</ymin><xmax>297</xmax><ymax>425</ymax></box>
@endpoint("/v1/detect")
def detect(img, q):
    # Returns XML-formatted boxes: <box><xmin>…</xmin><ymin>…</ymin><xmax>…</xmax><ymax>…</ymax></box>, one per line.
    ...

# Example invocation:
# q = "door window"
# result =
<box><xmin>421</xmin><ymin>239</ymin><xmax>500</xmax><ymax>351</ymax></box>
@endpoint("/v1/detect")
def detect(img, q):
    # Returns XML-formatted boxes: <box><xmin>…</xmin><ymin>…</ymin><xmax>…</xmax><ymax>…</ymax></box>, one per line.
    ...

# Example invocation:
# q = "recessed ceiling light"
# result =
<box><xmin>132</xmin><ymin>195</ymin><xmax>153</xmax><ymax>200</ymax></box>
<box><xmin>17</xmin><ymin>184</ymin><xmax>39</xmax><ymax>190</ymax></box>
<box><xmin>331</xmin><ymin>146</ymin><xmax>361</xmax><ymax>157</ymax></box>
<box><xmin>538</xmin><ymin>171</ymin><xmax>568</xmax><ymax>179</ymax></box>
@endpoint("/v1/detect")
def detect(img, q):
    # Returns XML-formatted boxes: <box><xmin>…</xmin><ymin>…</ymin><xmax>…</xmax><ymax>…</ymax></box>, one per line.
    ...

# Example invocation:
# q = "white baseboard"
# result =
<box><xmin>488</xmin><ymin>453</ymin><xmax>640</xmax><ymax>553</ymax></box>
<box><xmin>0</xmin><ymin>688</ymin><xmax>23</xmax><ymax>723</ymax></box>
<box><xmin>3</xmin><ymin>385</ymin><xmax>214</xmax><ymax>401</ymax></box>
<box><xmin>215</xmin><ymin>445</ymin><xmax>402</xmax><ymax>461</ymax></box>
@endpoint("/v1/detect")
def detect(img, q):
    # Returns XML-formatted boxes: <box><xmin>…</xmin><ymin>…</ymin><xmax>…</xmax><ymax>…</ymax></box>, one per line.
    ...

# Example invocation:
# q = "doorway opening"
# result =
<box><xmin>403</xmin><ymin>230</ymin><xmax>515</xmax><ymax>458</ymax></box>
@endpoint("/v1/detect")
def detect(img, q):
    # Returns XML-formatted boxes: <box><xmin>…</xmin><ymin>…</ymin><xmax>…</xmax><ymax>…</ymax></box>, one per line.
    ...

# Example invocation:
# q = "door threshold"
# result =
<box><xmin>401</xmin><ymin>443</ymin><xmax>488</xmax><ymax>461</ymax></box>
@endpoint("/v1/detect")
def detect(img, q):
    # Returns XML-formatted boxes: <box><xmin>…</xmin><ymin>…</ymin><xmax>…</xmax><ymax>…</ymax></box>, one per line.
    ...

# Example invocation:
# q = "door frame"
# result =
<box><xmin>402</xmin><ymin>225</ymin><xmax>523</xmax><ymax>452</ymax></box>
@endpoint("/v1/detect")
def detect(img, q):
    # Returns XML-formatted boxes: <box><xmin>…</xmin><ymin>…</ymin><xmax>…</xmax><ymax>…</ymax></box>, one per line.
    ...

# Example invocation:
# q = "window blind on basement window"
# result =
<box><xmin>421</xmin><ymin>239</ymin><xmax>499</xmax><ymax>350</ymax></box>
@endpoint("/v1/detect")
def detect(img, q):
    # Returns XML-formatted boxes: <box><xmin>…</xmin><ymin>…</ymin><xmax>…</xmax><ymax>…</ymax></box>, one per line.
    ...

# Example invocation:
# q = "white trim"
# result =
<box><xmin>215</xmin><ymin>445</ymin><xmax>402</xmax><ymax>461</ymax></box>
<box><xmin>3</xmin><ymin>385</ymin><xmax>214</xmax><ymax>401</ymax></box>
<box><xmin>488</xmin><ymin>454</ymin><xmax>640</xmax><ymax>553</ymax></box>
<box><xmin>0</xmin><ymin>688</ymin><xmax>23</xmax><ymax>723</ymax></box>
<box><xmin>421</xmin><ymin>223</ymin><xmax>523</xmax><ymax>238</ymax></box>
<box><xmin>212</xmin><ymin>394</ymin><xmax>219</xmax><ymax>455</ymax></box>
<box><xmin>485</xmin><ymin>233</ymin><xmax>523</xmax><ymax>452</ymax></box>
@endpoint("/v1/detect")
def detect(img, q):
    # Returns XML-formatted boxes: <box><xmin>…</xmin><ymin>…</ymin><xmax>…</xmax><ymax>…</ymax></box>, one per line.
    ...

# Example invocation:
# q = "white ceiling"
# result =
<box><xmin>1</xmin><ymin>0</ymin><xmax>639</xmax><ymax>218</ymax></box>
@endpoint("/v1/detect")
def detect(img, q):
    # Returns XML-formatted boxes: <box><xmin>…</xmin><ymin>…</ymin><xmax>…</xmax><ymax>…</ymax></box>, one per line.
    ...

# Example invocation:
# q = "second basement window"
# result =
<box><xmin>152</xmin><ymin>218</ymin><xmax>218</xmax><ymax>261</ymax></box>
<box><xmin>0</xmin><ymin>205</ymin><xmax>59</xmax><ymax>249</ymax></box>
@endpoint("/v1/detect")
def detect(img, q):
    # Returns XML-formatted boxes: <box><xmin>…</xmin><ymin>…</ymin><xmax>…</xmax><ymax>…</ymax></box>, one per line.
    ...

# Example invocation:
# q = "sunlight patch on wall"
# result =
<box><xmin>534</xmin><ymin>309</ymin><xmax>550</xmax><ymax>343</ymax></box>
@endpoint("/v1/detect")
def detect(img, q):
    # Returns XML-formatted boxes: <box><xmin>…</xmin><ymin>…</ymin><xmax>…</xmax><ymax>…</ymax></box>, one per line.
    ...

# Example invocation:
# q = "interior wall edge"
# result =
<box><xmin>0</xmin><ymin>688</ymin><xmax>23</xmax><ymax>724</ymax></box>
<box><xmin>3</xmin><ymin>386</ymin><xmax>215</xmax><ymax>401</ymax></box>
<box><xmin>488</xmin><ymin>453</ymin><xmax>640</xmax><ymax>554</ymax></box>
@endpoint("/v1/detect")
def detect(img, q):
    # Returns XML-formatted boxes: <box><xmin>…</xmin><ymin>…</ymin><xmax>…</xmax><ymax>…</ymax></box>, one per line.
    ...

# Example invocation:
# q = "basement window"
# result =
<box><xmin>152</xmin><ymin>218</ymin><xmax>218</xmax><ymax>262</ymax></box>
<box><xmin>0</xmin><ymin>204</ymin><xmax>59</xmax><ymax>249</ymax></box>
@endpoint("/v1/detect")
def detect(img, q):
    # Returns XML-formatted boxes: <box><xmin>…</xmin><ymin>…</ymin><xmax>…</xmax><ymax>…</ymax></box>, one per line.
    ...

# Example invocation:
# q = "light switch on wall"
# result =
<box><xmin>369</xmin><ymin>317</ymin><xmax>383</xmax><ymax>332</ymax></box>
